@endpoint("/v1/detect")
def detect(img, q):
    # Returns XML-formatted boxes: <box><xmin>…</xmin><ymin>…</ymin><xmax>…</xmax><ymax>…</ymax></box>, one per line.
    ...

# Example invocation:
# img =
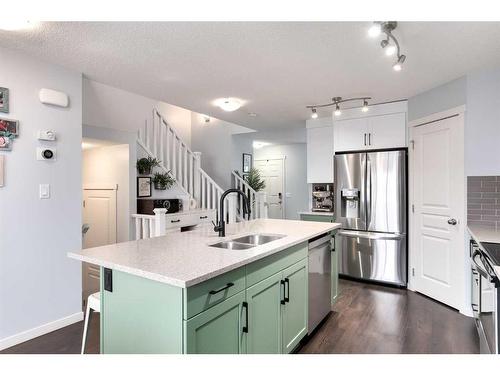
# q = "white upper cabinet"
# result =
<box><xmin>333</xmin><ymin>102</ymin><xmax>407</xmax><ymax>153</ymax></box>
<box><xmin>367</xmin><ymin>112</ymin><xmax>406</xmax><ymax>150</ymax></box>
<box><xmin>333</xmin><ymin>117</ymin><xmax>369</xmax><ymax>152</ymax></box>
<box><xmin>306</xmin><ymin>118</ymin><xmax>334</xmax><ymax>183</ymax></box>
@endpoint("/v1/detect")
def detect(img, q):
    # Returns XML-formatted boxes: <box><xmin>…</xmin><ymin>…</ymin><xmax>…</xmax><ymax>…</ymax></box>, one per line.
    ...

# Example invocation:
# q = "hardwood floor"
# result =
<box><xmin>299</xmin><ymin>278</ymin><xmax>479</xmax><ymax>354</ymax></box>
<box><xmin>1</xmin><ymin>279</ymin><xmax>479</xmax><ymax>354</ymax></box>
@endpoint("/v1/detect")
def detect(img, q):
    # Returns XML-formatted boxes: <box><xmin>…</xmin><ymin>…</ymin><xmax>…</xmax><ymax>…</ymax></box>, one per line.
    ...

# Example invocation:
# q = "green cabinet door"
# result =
<box><xmin>184</xmin><ymin>291</ymin><xmax>246</xmax><ymax>354</ymax></box>
<box><xmin>246</xmin><ymin>272</ymin><xmax>283</xmax><ymax>354</ymax></box>
<box><xmin>281</xmin><ymin>258</ymin><xmax>308</xmax><ymax>353</ymax></box>
<box><xmin>331</xmin><ymin>234</ymin><xmax>339</xmax><ymax>304</ymax></box>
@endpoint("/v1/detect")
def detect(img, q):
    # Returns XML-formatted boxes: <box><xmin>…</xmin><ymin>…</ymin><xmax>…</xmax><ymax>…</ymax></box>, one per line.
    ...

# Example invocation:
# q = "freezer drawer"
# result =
<box><xmin>338</xmin><ymin>230</ymin><xmax>407</xmax><ymax>286</ymax></box>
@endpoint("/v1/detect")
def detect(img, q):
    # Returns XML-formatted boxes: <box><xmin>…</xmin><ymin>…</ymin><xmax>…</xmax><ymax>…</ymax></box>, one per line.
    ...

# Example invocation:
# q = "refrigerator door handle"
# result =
<box><xmin>337</xmin><ymin>230</ymin><xmax>406</xmax><ymax>240</ymax></box>
<box><xmin>366</xmin><ymin>156</ymin><xmax>372</xmax><ymax>230</ymax></box>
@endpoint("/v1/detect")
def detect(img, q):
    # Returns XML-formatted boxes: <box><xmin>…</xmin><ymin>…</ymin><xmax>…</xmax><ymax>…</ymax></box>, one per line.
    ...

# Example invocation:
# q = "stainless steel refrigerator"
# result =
<box><xmin>334</xmin><ymin>149</ymin><xmax>407</xmax><ymax>286</ymax></box>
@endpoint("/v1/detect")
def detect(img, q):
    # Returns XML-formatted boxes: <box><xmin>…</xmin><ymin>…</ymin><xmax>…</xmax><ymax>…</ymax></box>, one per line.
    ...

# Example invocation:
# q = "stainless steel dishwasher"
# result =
<box><xmin>308</xmin><ymin>233</ymin><xmax>332</xmax><ymax>333</ymax></box>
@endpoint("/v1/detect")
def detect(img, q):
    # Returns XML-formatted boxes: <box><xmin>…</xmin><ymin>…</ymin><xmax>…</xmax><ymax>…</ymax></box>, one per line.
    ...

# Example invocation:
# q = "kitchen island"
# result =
<box><xmin>69</xmin><ymin>218</ymin><xmax>340</xmax><ymax>354</ymax></box>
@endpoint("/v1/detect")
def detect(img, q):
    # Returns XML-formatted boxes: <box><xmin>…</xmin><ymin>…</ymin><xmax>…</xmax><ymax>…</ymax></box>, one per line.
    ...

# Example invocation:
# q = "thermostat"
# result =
<box><xmin>37</xmin><ymin>130</ymin><xmax>56</xmax><ymax>141</ymax></box>
<box><xmin>36</xmin><ymin>147</ymin><xmax>57</xmax><ymax>161</ymax></box>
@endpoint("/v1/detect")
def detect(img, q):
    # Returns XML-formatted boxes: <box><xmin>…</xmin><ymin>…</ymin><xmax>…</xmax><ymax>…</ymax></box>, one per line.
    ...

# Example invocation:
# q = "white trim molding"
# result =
<box><xmin>0</xmin><ymin>312</ymin><xmax>83</xmax><ymax>351</ymax></box>
<box><xmin>83</xmin><ymin>183</ymin><xmax>118</xmax><ymax>190</ymax></box>
<box><xmin>408</xmin><ymin>105</ymin><xmax>466</xmax><ymax>128</ymax></box>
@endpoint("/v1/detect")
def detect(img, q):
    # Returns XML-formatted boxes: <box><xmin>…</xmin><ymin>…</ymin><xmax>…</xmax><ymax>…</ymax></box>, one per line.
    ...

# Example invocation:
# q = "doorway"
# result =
<box><xmin>81</xmin><ymin>139</ymin><xmax>129</xmax><ymax>306</ymax></box>
<box><xmin>254</xmin><ymin>158</ymin><xmax>285</xmax><ymax>219</ymax></box>
<box><xmin>409</xmin><ymin>107</ymin><xmax>466</xmax><ymax>312</ymax></box>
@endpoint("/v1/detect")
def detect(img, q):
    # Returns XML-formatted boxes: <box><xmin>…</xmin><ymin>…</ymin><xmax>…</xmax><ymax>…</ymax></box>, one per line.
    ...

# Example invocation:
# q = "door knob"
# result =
<box><xmin>447</xmin><ymin>218</ymin><xmax>457</xmax><ymax>225</ymax></box>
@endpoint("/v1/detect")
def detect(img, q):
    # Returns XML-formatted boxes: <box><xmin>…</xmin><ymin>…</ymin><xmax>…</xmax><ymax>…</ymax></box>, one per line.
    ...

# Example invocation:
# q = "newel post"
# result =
<box><xmin>193</xmin><ymin>152</ymin><xmax>202</xmax><ymax>205</ymax></box>
<box><xmin>227</xmin><ymin>195</ymin><xmax>237</xmax><ymax>224</ymax></box>
<box><xmin>153</xmin><ymin>208</ymin><xmax>167</xmax><ymax>237</ymax></box>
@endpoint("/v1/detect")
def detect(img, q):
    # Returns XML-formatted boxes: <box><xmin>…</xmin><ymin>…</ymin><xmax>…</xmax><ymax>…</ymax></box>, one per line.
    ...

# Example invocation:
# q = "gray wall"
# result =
<box><xmin>254</xmin><ymin>143</ymin><xmax>309</xmax><ymax>220</ymax></box>
<box><xmin>465</xmin><ymin>68</ymin><xmax>500</xmax><ymax>176</ymax></box>
<box><xmin>0</xmin><ymin>48</ymin><xmax>82</xmax><ymax>346</ymax></box>
<box><xmin>407</xmin><ymin>76</ymin><xmax>467</xmax><ymax>122</ymax></box>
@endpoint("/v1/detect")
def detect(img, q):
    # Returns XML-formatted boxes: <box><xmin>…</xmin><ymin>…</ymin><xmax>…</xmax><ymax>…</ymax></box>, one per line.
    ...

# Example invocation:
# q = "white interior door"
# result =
<box><xmin>82</xmin><ymin>188</ymin><xmax>117</xmax><ymax>305</ymax></box>
<box><xmin>254</xmin><ymin>159</ymin><xmax>285</xmax><ymax>219</ymax></box>
<box><xmin>410</xmin><ymin>113</ymin><xmax>464</xmax><ymax>310</ymax></box>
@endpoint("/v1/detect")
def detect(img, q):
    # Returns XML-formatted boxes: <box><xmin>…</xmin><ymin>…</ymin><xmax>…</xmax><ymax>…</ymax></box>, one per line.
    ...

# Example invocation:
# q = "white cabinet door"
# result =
<box><xmin>368</xmin><ymin>112</ymin><xmax>406</xmax><ymax>149</ymax></box>
<box><xmin>307</xmin><ymin>126</ymin><xmax>334</xmax><ymax>183</ymax></box>
<box><xmin>333</xmin><ymin>117</ymin><xmax>368</xmax><ymax>153</ymax></box>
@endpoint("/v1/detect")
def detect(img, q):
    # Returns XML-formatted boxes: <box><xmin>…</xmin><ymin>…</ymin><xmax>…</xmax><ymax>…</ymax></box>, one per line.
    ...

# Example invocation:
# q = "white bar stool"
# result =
<box><xmin>81</xmin><ymin>292</ymin><xmax>100</xmax><ymax>354</ymax></box>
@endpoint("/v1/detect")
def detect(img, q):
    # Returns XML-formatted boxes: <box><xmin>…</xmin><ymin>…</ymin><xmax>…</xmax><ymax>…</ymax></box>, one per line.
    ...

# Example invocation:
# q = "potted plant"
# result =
<box><xmin>245</xmin><ymin>167</ymin><xmax>266</xmax><ymax>192</ymax></box>
<box><xmin>153</xmin><ymin>171</ymin><xmax>175</xmax><ymax>190</ymax></box>
<box><xmin>136</xmin><ymin>156</ymin><xmax>160</xmax><ymax>175</ymax></box>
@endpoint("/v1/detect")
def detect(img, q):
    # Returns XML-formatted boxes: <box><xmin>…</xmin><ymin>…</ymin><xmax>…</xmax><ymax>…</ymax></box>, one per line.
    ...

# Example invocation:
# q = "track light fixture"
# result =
<box><xmin>306</xmin><ymin>96</ymin><xmax>371</xmax><ymax>118</ymax></box>
<box><xmin>369</xmin><ymin>21</ymin><xmax>407</xmax><ymax>71</ymax></box>
<box><xmin>311</xmin><ymin>108</ymin><xmax>318</xmax><ymax>119</ymax></box>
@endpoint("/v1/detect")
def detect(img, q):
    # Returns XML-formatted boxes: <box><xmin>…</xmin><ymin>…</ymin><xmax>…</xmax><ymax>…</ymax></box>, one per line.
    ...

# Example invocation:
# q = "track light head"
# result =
<box><xmin>334</xmin><ymin>104</ymin><xmax>341</xmax><ymax>117</ymax></box>
<box><xmin>362</xmin><ymin>100</ymin><xmax>369</xmax><ymax>112</ymax></box>
<box><xmin>311</xmin><ymin>108</ymin><xmax>318</xmax><ymax>119</ymax></box>
<box><xmin>380</xmin><ymin>39</ymin><xmax>389</xmax><ymax>48</ymax></box>
<box><xmin>393</xmin><ymin>54</ymin><xmax>406</xmax><ymax>71</ymax></box>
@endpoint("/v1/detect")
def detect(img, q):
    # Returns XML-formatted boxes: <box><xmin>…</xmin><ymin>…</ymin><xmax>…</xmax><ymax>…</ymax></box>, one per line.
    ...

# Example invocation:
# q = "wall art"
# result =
<box><xmin>0</xmin><ymin>136</ymin><xmax>12</xmax><ymax>151</ymax></box>
<box><xmin>0</xmin><ymin>88</ymin><xmax>9</xmax><ymax>114</ymax></box>
<box><xmin>137</xmin><ymin>176</ymin><xmax>152</xmax><ymax>198</ymax></box>
<box><xmin>242</xmin><ymin>153</ymin><xmax>252</xmax><ymax>173</ymax></box>
<box><xmin>0</xmin><ymin>118</ymin><xmax>19</xmax><ymax>136</ymax></box>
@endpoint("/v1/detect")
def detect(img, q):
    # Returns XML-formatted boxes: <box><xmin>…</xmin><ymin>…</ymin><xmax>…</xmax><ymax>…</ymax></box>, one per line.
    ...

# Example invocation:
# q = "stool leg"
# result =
<box><xmin>81</xmin><ymin>302</ymin><xmax>92</xmax><ymax>354</ymax></box>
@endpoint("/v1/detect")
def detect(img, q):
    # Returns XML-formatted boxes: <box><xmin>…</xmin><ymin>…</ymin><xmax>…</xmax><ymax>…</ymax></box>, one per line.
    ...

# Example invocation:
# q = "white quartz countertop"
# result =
<box><xmin>467</xmin><ymin>224</ymin><xmax>500</xmax><ymax>244</ymax></box>
<box><xmin>467</xmin><ymin>224</ymin><xmax>500</xmax><ymax>278</ymax></box>
<box><xmin>69</xmin><ymin>219</ymin><xmax>340</xmax><ymax>288</ymax></box>
<box><xmin>298</xmin><ymin>211</ymin><xmax>334</xmax><ymax>217</ymax></box>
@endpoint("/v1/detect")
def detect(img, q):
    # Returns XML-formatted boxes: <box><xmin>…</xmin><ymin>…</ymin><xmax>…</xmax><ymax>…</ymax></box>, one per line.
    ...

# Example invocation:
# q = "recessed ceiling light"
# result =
<box><xmin>248</xmin><ymin>112</ymin><xmax>257</xmax><ymax>117</ymax></box>
<box><xmin>253</xmin><ymin>141</ymin><xmax>271</xmax><ymax>149</ymax></box>
<box><xmin>0</xmin><ymin>20</ymin><xmax>38</xmax><ymax>31</ymax></box>
<box><xmin>214</xmin><ymin>98</ymin><xmax>242</xmax><ymax>112</ymax></box>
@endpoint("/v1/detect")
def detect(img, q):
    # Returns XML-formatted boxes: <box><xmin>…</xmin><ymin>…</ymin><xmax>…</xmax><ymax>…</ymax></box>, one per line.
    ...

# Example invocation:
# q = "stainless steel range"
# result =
<box><xmin>470</xmin><ymin>240</ymin><xmax>500</xmax><ymax>354</ymax></box>
<box><xmin>334</xmin><ymin>149</ymin><xmax>407</xmax><ymax>286</ymax></box>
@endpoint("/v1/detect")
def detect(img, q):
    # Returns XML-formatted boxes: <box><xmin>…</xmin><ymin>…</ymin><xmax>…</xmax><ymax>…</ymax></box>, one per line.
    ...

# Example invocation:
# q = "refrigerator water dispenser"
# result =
<box><xmin>341</xmin><ymin>188</ymin><xmax>360</xmax><ymax>218</ymax></box>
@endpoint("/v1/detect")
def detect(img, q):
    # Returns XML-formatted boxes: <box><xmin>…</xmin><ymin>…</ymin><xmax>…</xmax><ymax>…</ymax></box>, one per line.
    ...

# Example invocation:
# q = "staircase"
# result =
<box><xmin>133</xmin><ymin>108</ymin><xmax>267</xmax><ymax>237</ymax></box>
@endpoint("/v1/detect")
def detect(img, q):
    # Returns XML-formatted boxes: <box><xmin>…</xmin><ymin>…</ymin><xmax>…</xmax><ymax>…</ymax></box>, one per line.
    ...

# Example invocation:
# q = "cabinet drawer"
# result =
<box><xmin>246</xmin><ymin>242</ymin><xmax>307</xmax><ymax>287</ymax></box>
<box><xmin>184</xmin><ymin>266</ymin><xmax>246</xmax><ymax>319</ymax></box>
<box><xmin>165</xmin><ymin>215</ymin><xmax>184</xmax><ymax>229</ymax></box>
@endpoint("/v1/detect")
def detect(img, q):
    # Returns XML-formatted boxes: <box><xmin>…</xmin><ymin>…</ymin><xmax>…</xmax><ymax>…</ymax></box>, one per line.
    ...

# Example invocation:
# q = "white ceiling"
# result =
<box><xmin>2</xmin><ymin>22</ymin><xmax>500</xmax><ymax>131</ymax></box>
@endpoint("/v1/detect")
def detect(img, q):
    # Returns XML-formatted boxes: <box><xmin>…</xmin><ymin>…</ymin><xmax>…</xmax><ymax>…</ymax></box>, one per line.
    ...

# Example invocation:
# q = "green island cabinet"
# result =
<box><xmin>100</xmin><ymin>242</ymin><xmax>310</xmax><ymax>354</ymax></box>
<box><xmin>300</xmin><ymin>213</ymin><xmax>339</xmax><ymax>305</ymax></box>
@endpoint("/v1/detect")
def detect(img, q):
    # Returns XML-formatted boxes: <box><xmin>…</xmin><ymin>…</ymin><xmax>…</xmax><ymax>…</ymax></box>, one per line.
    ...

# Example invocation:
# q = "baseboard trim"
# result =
<box><xmin>0</xmin><ymin>311</ymin><xmax>83</xmax><ymax>351</ymax></box>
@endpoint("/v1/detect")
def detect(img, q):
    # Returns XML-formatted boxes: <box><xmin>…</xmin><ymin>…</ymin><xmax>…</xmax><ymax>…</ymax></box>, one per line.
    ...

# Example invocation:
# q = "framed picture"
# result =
<box><xmin>137</xmin><ymin>177</ymin><xmax>152</xmax><ymax>198</ymax></box>
<box><xmin>0</xmin><ymin>118</ymin><xmax>19</xmax><ymax>136</ymax></box>
<box><xmin>0</xmin><ymin>136</ymin><xmax>12</xmax><ymax>151</ymax></box>
<box><xmin>242</xmin><ymin>153</ymin><xmax>252</xmax><ymax>173</ymax></box>
<box><xmin>0</xmin><ymin>88</ymin><xmax>9</xmax><ymax>114</ymax></box>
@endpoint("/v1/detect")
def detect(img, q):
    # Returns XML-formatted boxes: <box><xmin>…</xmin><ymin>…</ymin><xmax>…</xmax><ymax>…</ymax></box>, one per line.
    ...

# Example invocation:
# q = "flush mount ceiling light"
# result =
<box><xmin>307</xmin><ymin>96</ymin><xmax>371</xmax><ymax>119</ymax></box>
<box><xmin>369</xmin><ymin>21</ymin><xmax>407</xmax><ymax>72</ymax></box>
<box><xmin>0</xmin><ymin>20</ymin><xmax>38</xmax><ymax>31</ymax></box>
<box><xmin>214</xmin><ymin>97</ymin><xmax>242</xmax><ymax>112</ymax></box>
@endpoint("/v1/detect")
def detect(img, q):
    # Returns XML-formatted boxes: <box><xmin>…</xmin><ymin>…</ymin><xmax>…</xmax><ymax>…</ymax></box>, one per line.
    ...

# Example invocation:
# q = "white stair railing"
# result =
<box><xmin>137</xmin><ymin>109</ymin><xmax>235</xmax><ymax>224</ymax></box>
<box><xmin>232</xmin><ymin>172</ymin><xmax>268</xmax><ymax>220</ymax></box>
<box><xmin>131</xmin><ymin>214</ymin><xmax>157</xmax><ymax>240</ymax></box>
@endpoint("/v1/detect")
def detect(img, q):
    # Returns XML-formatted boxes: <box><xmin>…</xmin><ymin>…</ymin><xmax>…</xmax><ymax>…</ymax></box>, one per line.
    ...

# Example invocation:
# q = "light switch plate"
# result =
<box><xmin>37</xmin><ymin>130</ymin><xmax>56</xmax><ymax>141</ymax></box>
<box><xmin>39</xmin><ymin>184</ymin><xmax>50</xmax><ymax>199</ymax></box>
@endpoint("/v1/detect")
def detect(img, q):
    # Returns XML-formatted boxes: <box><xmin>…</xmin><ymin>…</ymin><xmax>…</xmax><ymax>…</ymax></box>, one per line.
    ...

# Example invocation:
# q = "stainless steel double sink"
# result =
<box><xmin>209</xmin><ymin>234</ymin><xmax>286</xmax><ymax>250</ymax></box>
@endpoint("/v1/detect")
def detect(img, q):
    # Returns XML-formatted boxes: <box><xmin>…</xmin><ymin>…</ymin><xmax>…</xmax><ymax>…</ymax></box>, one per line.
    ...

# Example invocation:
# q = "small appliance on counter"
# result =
<box><xmin>137</xmin><ymin>199</ymin><xmax>183</xmax><ymax>215</ymax></box>
<box><xmin>312</xmin><ymin>183</ymin><xmax>334</xmax><ymax>212</ymax></box>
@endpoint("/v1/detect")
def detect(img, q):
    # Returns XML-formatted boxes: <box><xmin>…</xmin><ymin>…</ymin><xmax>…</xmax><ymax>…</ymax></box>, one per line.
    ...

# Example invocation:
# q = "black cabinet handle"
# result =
<box><xmin>368</xmin><ymin>133</ymin><xmax>371</xmax><ymax>146</ymax></box>
<box><xmin>242</xmin><ymin>302</ymin><xmax>249</xmax><ymax>333</ymax></box>
<box><xmin>364</xmin><ymin>133</ymin><xmax>367</xmax><ymax>146</ymax></box>
<box><xmin>104</xmin><ymin>268</ymin><xmax>113</xmax><ymax>292</ymax></box>
<box><xmin>280</xmin><ymin>280</ymin><xmax>286</xmax><ymax>305</ymax></box>
<box><xmin>209</xmin><ymin>282</ymin><xmax>234</xmax><ymax>295</ymax></box>
<box><xmin>171</xmin><ymin>219</ymin><xmax>181</xmax><ymax>223</ymax></box>
<box><xmin>284</xmin><ymin>278</ymin><xmax>290</xmax><ymax>303</ymax></box>
<box><xmin>200</xmin><ymin>216</ymin><xmax>208</xmax><ymax>219</ymax></box>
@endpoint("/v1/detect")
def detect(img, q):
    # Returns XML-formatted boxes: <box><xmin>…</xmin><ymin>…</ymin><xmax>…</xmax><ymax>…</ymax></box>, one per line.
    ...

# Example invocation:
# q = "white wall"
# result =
<box><xmin>83</xmin><ymin>79</ymin><xmax>193</xmax><ymax>147</ymax></box>
<box><xmin>0</xmin><ymin>48</ymin><xmax>83</xmax><ymax>348</ymax></box>
<box><xmin>254</xmin><ymin>143</ymin><xmax>309</xmax><ymax>220</ymax></box>
<box><xmin>465</xmin><ymin>68</ymin><xmax>500</xmax><ymax>176</ymax></box>
<box><xmin>191</xmin><ymin>113</ymin><xmax>255</xmax><ymax>189</ymax></box>
<box><xmin>83</xmin><ymin>144</ymin><xmax>130</xmax><ymax>242</ymax></box>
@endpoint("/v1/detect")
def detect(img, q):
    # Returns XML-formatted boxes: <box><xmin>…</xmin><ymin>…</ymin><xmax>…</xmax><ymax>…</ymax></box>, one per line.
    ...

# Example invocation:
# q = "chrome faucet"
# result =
<box><xmin>213</xmin><ymin>188</ymin><xmax>251</xmax><ymax>237</ymax></box>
